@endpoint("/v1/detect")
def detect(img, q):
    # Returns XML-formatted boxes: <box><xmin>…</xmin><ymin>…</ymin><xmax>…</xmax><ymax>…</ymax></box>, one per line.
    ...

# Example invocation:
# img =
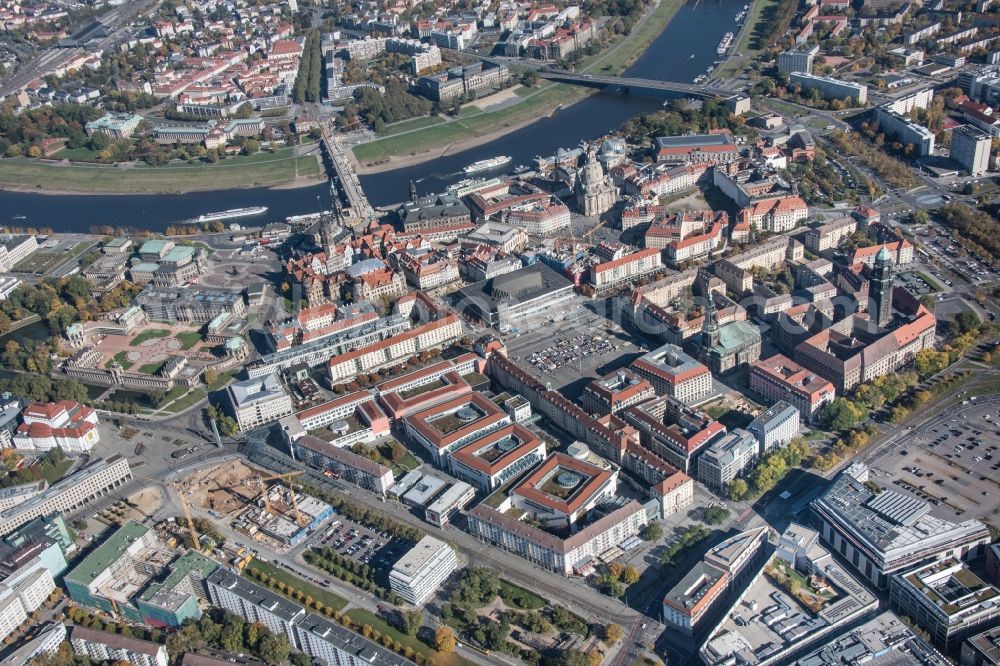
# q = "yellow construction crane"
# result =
<box><xmin>254</xmin><ymin>470</ymin><xmax>306</xmax><ymax>525</ymax></box>
<box><xmin>133</xmin><ymin>473</ymin><xmax>202</xmax><ymax>553</ymax></box>
<box><xmin>175</xmin><ymin>485</ymin><xmax>202</xmax><ymax>553</ymax></box>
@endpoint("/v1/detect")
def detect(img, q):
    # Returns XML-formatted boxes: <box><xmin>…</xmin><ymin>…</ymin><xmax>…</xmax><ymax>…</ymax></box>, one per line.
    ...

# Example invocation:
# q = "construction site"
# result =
<box><xmin>176</xmin><ymin>461</ymin><xmax>334</xmax><ymax>549</ymax></box>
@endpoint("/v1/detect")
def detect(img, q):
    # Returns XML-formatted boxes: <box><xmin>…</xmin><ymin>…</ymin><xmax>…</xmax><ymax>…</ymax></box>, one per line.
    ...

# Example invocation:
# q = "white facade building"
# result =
<box><xmin>225</xmin><ymin>374</ymin><xmax>294</xmax><ymax>432</ymax></box>
<box><xmin>70</xmin><ymin>626</ymin><xmax>168</xmax><ymax>666</ymax></box>
<box><xmin>206</xmin><ymin>569</ymin><xmax>305</xmax><ymax>644</ymax></box>
<box><xmin>13</xmin><ymin>400</ymin><xmax>100</xmax><ymax>453</ymax></box>
<box><xmin>389</xmin><ymin>536</ymin><xmax>459</xmax><ymax>606</ymax></box>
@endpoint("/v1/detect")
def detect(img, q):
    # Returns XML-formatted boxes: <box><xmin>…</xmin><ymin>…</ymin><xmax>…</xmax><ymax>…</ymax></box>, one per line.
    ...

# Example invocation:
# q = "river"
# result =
<box><xmin>0</xmin><ymin>0</ymin><xmax>746</xmax><ymax>231</ymax></box>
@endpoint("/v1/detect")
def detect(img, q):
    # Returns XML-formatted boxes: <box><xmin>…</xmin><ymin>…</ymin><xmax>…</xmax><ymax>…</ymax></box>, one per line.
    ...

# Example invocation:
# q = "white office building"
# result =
<box><xmin>0</xmin><ymin>236</ymin><xmax>38</xmax><ymax>272</ymax></box>
<box><xmin>778</xmin><ymin>43</ymin><xmax>819</xmax><ymax>74</ymax></box>
<box><xmin>875</xmin><ymin>108</ymin><xmax>936</xmax><ymax>156</ymax></box>
<box><xmin>790</xmin><ymin>72</ymin><xmax>868</xmax><ymax>104</ymax></box>
<box><xmin>746</xmin><ymin>401</ymin><xmax>801</xmax><ymax>453</ymax></box>
<box><xmin>225</xmin><ymin>374</ymin><xmax>293</xmax><ymax>432</ymax></box>
<box><xmin>389</xmin><ymin>536</ymin><xmax>459</xmax><ymax>606</ymax></box>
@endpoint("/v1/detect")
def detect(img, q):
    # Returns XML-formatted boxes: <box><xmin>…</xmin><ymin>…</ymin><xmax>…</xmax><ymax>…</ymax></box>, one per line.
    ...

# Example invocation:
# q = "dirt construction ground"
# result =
<box><xmin>178</xmin><ymin>460</ymin><xmax>271</xmax><ymax>515</ymax></box>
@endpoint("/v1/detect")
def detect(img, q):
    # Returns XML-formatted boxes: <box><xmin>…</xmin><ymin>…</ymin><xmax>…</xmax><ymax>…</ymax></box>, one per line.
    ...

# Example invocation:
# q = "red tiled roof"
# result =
<box><xmin>450</xmin><ymin>424</ymin><xmax>544</xmax><ymax>476</ymax></box>
<box><xmin>592</xmin><ymin>247</ymin><xmax>661</xmax><ymax>276</ymax></box>
<box><xmin>511</xmin><ymin>453</ymin><xmax>612</xmax><ymax>515</ymax></box>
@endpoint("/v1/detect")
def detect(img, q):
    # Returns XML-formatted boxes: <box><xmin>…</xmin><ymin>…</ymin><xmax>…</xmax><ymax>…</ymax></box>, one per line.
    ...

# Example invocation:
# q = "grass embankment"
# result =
<box><xmin>581</xmin><ymin>0</ymin><xmax>686</xmax><ymax>75</ymax></box>
<box><xmin>353</xmin><ymin>83</ymin><xmax>587</xmax><ymax>163</ymax></box>
<box><xmin>345</xmin><ymin>608</ymin><xmax>475</xmax><ymax>666</ymax></box>
<box><xmin>244</xmin><ymin>558</ymin><xmax>349</xmax><ymax>612</ymax></box>
<box><xmin>713</xmin><ymin>0</ymin><xmax>783</xmax><ymax>79</ymax></box>
<box><xmin>0</xmin><ymin>147</ymin><xmax>323</xmax><ymax>194</ymax></box>
<box><xmin>354</xmin><ymin>0</ymin><xmax>684</xmax><ymax>164</ymax></box>
<box><xmin>377</xmin><ymin>115</ymin><xmax>448</xmax><ymax>137</ymax></box>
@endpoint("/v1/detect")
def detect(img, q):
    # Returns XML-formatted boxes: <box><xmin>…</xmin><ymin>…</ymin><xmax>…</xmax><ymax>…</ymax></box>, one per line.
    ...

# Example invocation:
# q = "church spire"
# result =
<box><xmin>702</xmin><ymin>290</ymin><xmax>720</xmax><ymax>349</ymax></box>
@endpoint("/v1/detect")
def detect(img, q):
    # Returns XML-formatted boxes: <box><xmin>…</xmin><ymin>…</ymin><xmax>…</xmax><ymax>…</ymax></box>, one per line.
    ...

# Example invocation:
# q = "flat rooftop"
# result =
<box><xmin>701</xmin><ymin>528</ymin><xmax>877</xmax><ymax>666</ymax></box>
<box><xmin>811</xmin><ymin>463</ymin><xmax>989</xmax><ymax>565</ymax></box>
<box><xmin>457</xmin><ymin>262</ymin><xmax>573</xmax><ymax>308</ymax></box>
<box><xmin>796</xmin><ymin>612</ymin><xmax>947</xmax><ymax>666</ymax></box>
<box><xmin>65</xmin><ymin>521</ymin><xmax>150</xmax><ymax>587</ymax></box>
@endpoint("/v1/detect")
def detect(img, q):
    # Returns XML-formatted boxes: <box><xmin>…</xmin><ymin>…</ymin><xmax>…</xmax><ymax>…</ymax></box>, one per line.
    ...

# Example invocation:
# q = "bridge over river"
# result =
<box><xmin>536</xmin><ymin>69</ymin><xmax>737</xmax><ymax>99</ymax></box>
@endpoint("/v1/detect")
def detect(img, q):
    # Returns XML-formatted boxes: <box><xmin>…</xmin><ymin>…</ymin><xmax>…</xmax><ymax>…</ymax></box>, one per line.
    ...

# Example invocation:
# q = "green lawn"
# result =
<box><xmin>42</xmin><ymin>459</ymin><xmax>73</xmax><ymax>484</ymax></box>
<box><xmin>139</xmin><ymin>360</ymin><xmax>168</xmax><ymax>375</ymax></box>
<box><xmin>107</xmin><ymin>351</ymin><xmax>134</xmax><ymax>370</ymax></box>
<box><xmin>176</xmin><ymin>331</ymin><xmax>203</xmax><ymax>350</ymax></box>
<box><xmin>244</xmin><ymin>558</ymin><xmax>348</xmax><ymax>611</ymax></box>
<box><xmin>915</xmin><ymin>271</ymin><xmax>942</xmax><ymax>292</ymax></box>
<box><xmin>206</xmin><ymin>370</ymin><xmax>236</xmax><ymax>392</ymax></box>
<box><xmin>161</xmin><ymin>389</ymin><xmax>207</xmax><ymax>413</ymax></box>
<box><xmin>395</xmin><ymin>453</ymin><xmax>420</xmax><ymax>472</ymax></box>
<box><xmin>377</xmin><ymin>116</ymin><xmax>447</xmax><ymax>136</ymax></box>
<box><xmin>129</xmin><ymin>329</ymin><xmax>171</xmax><ymax>346</ymax></box>
<box><xmin>354</xmin><ymin>83</ymin><xmax>587</xmax><ymax>163</ymax></box>
<box><xmin>346</xmin><ymin>609</ymin><xmax>474</xmax><ymax>666</ymax></box>
<box><xmin>0</xmin><ymin>148</ymin><xmax>323</xmax><ymax>194</ymax></box>
<box><xmin>162</xmin><ymin>385</ymin><xmax>188</xmax><ymax>403</ymax></box>
<box><xmin>354</xmin><ymin>122</ymin><xmax>481</xmax><ymax>162</ymax></box>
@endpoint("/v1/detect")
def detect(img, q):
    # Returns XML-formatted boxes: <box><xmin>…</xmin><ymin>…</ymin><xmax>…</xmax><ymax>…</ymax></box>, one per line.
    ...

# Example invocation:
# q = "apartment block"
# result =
<box><xmin>206</xmin><ymin>569</ymin><xmax>306</xmax><ymax>643</ymax></box>
<box><xmin>951</xmin><ymin>124</ymin><xmax>992</xmax><ymax>175</ymax></box>
<box><xmin>790</xmin><ymin>72</ymin><xmax>868</xmax><ymax>104</ymax></box>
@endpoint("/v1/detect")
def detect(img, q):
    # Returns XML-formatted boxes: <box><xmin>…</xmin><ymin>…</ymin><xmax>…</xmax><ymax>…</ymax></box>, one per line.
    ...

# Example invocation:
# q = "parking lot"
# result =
<box><xmin>896</xmin><ymin>268</ymin><xmax>939</xmax><ymax>296</ymax></box>
<box><xmin>504</xmin><ymin>300</ymin><xmax>647</xmax><ymax>398</ymax></box>
<box><xmin>309</xmin><ymin>514</ymin><xmax>410</xmax><ymax>571</ymax></box>
<box><xmin>870</xmin><ymin>400</ymin><xmax>1000</xmax><ymax>522</ymax></box>
<box><xmin>912</xmin><ymin>222</ymin><xmax>1000</xmax><ymax>286</ymax></box>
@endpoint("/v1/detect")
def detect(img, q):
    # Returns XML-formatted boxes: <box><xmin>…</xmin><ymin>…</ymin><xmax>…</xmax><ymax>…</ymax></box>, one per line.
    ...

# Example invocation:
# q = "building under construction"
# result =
<box><xmin>62</xmin><ymin>520</ymin><xmax>219</xmax><ymax>628</ymax></box>
<box><xmin>232</xmin><ymin>484</ymin><xmax>333</xmax><ymax>546</ymax></box>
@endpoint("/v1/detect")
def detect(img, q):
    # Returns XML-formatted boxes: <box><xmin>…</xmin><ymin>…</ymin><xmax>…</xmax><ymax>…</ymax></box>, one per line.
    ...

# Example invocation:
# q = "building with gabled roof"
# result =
<box><xmin>750</xmin><ymin>354</ymin><xmax>835</xmax><ymax>422</ymax></box>
<box><xmin>581</xmin><ymin>369</ymin><xmax>656</xmax><ymax>416</ymax></box>
<box><xmin>622</xmin><ymin>396</ymin><xmax>724</xmax><ymax>474</ymax></box>
<box><xmin>630</xmin><ymin>343</ymin><xmax>713</xmax><ymax>405</ymax></box>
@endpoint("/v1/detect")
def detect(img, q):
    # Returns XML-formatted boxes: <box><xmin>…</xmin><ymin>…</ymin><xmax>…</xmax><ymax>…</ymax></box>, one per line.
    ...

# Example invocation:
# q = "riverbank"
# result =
<box><xmin>352</xmin><ymin>0</ymin><xmax>687</xmax><ymax>170</ymax></box>
<box><xmin>712</xmin><ymin>0</ymin><xmax>778</xmax><ymax>80</ymax></box>
<box><xmin>0</xmin><ymin>147</ymin><xmax>325</xmax><ymax>195</ymax></box>
<box><xmin>353</xmin><ymin>83</ymin><xmax>587</xmax><ymax>174</ymax></box>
